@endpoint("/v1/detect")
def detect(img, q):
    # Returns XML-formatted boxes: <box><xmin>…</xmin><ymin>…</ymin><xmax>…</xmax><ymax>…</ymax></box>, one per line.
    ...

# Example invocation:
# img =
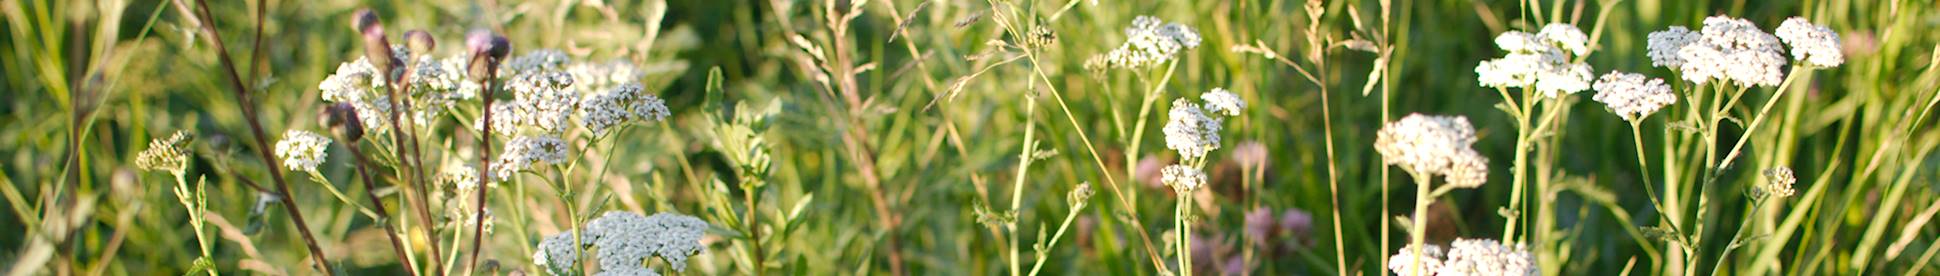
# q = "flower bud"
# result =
<box><xmin>324</xmin><ymin>103</ymin><xmax>365</xmax><ymax>142</ymax></box>
<box><xmin>405</xmin><ymin>30</ymin><xmax>435</xmax><ymax>54</ymax></box>
<box><xmin>353</xmin><ymin>9</ymin><xmax>397</xmax><ymax>74</ymax></box>
<box><xmin>467</xmin><ymin>30</ymin><xmax>510</xmax><ymax>81</ymax></box>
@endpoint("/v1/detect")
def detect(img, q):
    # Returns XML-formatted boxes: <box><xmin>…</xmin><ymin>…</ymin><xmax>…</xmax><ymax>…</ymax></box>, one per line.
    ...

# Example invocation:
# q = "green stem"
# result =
<box><xmin>1409</xmin><ymin>173</ymin><xmax>1432</xmax><ymax>276</ymax></box>
<box><xmin>1716</xmin><ymin>67</ymin><xmax>1806</xmax><ymax>171</ymax></box>
<box><xmin>1026</xmin><ymin>201</ymin><xmax>1086</xmax><ymax>276</ymax></box>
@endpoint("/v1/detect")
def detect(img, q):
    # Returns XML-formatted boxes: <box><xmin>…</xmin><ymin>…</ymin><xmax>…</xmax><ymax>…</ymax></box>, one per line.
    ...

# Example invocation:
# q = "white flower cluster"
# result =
<box><xmin>403</xmin><ymin>55</ymin><xmax>473</xmax><ymax>124</ymax></box>
<box><xmin>275</xmin><ymin>130</ymin><xmax>333</xmax><ymax>172</ymax></box>
<box><xmin>577</xmin><ymin>83</ymin><xmax>672</xmax><ymax>136</ymax></box>
<box><xmin>1089</xmin><ymin>16</ymin><xmax>1201</xmax><ymax>69</ymax></box>
<box><xmin>1664</xmin><ymin>16</ymin><xmax>1789</xmax><ymax>87</ymax></box>
<box><xmin>1388</xmin><ymin>244</ymin><xmax>1445</xmax><ymax>276</ymax></box>
<box><xmin>319</xmin><ymin>44</ymin><xmax>484</xmax><ymax>131</ymax></box>
<box><xmin>1199</xmin><ymin>88</ymin><xmax>1245</xmax><ymax>116</ymax></box>
<box><xmin>136</xmin><ymin>131</ymin><xmax>194</xmax><ymax>174</ymax></box>
<box><xmin>491</xmin><ymin>135</ymin><xmax>567</xmax><ymax>181</ymax></box>
<box><xmin>1760</xmin><ymin>167</ymin><xmax>1798</xmax><ymax>199</ymax></box>
<box><xmin>1164</xmin><ymin>99</ymin><xmax>1222</xmax><ymax>159</ymax></box>
<box><xmin>1164</xmin><ymin>88</ymin><xmax>1246</xmax><ymax>160</ymax></box>
<box><xmin>439</xmin><ymin>164</ymin><xmax>496</xmax><ymax>232</ymax></box>
<box><xmin>1375</xmin><ymin>114</ymin><xmax>1489</xmax><ymax>188</ymax></box>
<box><xmin>476</xmin><ymin>50</ymin><xmax>669</xmax><ymax>137</ymax></box>
<box><xmin>1646</xmin><ymin>26</ymin><xmax>1699</xmax><ymax>68</ymax></box>
<box><xmin>1161</xmin><ymin>164</ymin><xmax>1207</xmax><ymax>193</ymax></box>
<box><xmin>1475</xmin><ymin>24</ymin><xmax>1594</xmax><ymax>97</ymax></box>
<box><xmin>1775</xmin><ymin>17</ymin><xmax>1844</xmax><ymax>68</ymax></box>
<box><xmin>1591</xmin><ymin>71</ymin><xmax>1678</xmax><ymax>121</ymax></box>
<box><xmin>533</xmin><ymin>211</ymin><xmax>708</xmax><ymax>275</ymax></box>
<box><xmin>319</xmin><ymin>47</ymin><xmax>407</xmax><ymax>134</ymax></box>
<box><xmin>1388</xmin><ymin>238</ymin><xmax>1537</xmax><ymax>276</ymax></box>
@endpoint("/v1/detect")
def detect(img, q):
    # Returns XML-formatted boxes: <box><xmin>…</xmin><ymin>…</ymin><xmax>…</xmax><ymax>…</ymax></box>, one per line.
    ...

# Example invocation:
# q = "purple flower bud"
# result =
<box><xmin>324</xmin><ymin>103</ymin><xmax>364</xmax><ymax>142</ymax></box>
<box><xmin>351</xmin><ymin>9</ymin><xmax>382</xmax><ymax>35</ymax></box>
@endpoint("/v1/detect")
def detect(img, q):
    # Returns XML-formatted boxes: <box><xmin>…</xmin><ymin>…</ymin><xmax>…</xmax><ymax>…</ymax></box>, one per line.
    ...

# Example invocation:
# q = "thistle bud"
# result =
<box><xmin>406</xmin><ymin>30</ymin><xmax>435</xmax><ymax>54</ymax></box>
<box><xmin>467</xmin><ymin>30</ymin><xmax>510</xmax><ymax>81</ymax></box>
<box><xmin>353</xmin><ymin>9</ymin><xmax>396</xmax><ymax>74</ymax></box>
<box><xmin>324</xmin><ymin>103</ymin><xmax>365</xmax><ymax>142</ymax></box>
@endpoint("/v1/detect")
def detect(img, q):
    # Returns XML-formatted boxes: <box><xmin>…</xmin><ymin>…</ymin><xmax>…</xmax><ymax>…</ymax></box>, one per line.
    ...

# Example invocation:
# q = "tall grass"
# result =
<box><xmin>3</xmin><ymin>0</ymin><xmax>1939</xmax><ymax>275</ymax></box>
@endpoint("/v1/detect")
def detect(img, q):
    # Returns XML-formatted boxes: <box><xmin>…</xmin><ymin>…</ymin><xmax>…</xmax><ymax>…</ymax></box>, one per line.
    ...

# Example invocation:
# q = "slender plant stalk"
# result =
<box><xmin>1716</xmin><ymin>67</ymin><xmax>1806</xmax><ymax>171</ymax></box>
<box><xmin>1007</xmin><ymin>98</ymin><xmax>1038</xmax><ymax>276</ymax></box>
<box><xmin>345</xmin><ymin>138</ymin><xmax>422</xmax><ymax>276</ymax></box>
<box><xmin>1408</xmin><ymin>174</ymin><xmax>1431</xmax><ymax>276</ymax></box>
<box><xmin>1025</xmin><ymin>198</ymin><xmax>1087</xmax><ymax>276</ymax></box>
<box><xmin>168</xmin><ymin>0</ymin><xmax>334</xmax><ymax>272</ymax></box>
<box><xmin>466</xmin><ymin>53</ymin><xmax>500</xmax><ymax>273</ymax></box>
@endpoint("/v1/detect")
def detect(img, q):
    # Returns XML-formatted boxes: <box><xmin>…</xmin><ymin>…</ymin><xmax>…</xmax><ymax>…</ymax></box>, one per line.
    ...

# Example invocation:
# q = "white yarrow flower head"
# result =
<box><xmin>1536</xmin><ymin>24</ymin><xmax>1591</xmax><ymax>56</ymax></box>
<box><xmin>1387</xmin><ymin>244</ymin><xmax>1446</xmax><ymax>276</ymax></box>
<box><xmin>1647</xmin><ymin>26</ymin><xmax>1699</xmax><ymax>68</ymax></box>
<box><xmin>1775</xmin><ymin>17</ymin><xmax>1844</xmax><ymax>68</ymax></box>
<box><xmin>1163</xmin><ymin>98</ymin><xmax>1223</xmax><ymax>160</ymax></box>
<box><xmin>1439</xmin><ymin>238</ymin><xmax>1539</xmax><ymax>275</ymax></box>
<box><xmin>1760</xmin><ymin>167</ymin><xmax>1798</xmax><ymax>199</ymax></box>
<box><xmin>1592</xmin><ymin>71</ymin><xmax>1678</xmax><ymax>121</ymax></box>
<box><xmin>1476</xmin><ymin>24</ymin><xmax>1595</xmax><ymax>97</ymax></box>
<box><xmin>1678</xmin><ymin>16</ymin><xmax>1788</xmax><ymax>87</ymax></box>
<box><xmin>1376</xmin><ymin>114</ymin><xmax>1489</xmax><ymax>187</ymax></box>
<box><xmin>136</xmin><ymin>131</ymin><xmax>194</xmax><ymax>175</ymax></box>
<box><xmin>275</xmin><ymin>130</ymin><xmax>333</xmax><ymax>172</ymax></box>
<box><xmin>319</xmin><ymin>55</ymin><xmax>401</xmax><ymax>135</ymax></box>
<box><xmin>1090</xmin><ymin>16</ymin><xmax>1201</xmax><ymax>69</ymax></box>
<box><xmin>1200</xmin><ymin>88</ymin><xmax>1246</xmax><ymax>116</ymax></box>
<box><xmin>508</xmin><ymin>70</ymin><xmax>579</xmax><ymax>134</ymax></box>
<box><xmin>1161</xmin><ymin>164</ymin><xmax>1207</xmax><ymax>193</ymax></box>
<box><xmin>491</xmin><ymin>135</ymin><xmax>568</xmax><ymax>181</ymax></box>
<box><xmin>534</xmin><ymin>211</ymin><xmax>708</xmax><ymax>275</ymax></box>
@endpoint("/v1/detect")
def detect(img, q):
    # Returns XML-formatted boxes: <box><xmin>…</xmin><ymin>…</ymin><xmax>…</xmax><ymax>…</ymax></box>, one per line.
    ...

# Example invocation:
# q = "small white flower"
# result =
<box><xmin>1679</xmin><ymin>16</ymin><xmax>1787</xmax><ymax>87</ymax></box>
<box><xmin>1536</xmin><ymin>24</ymin><xmax>1590</xmax><ymax>56</ymax></box>
<box><xmin>504</xmin><ymin>49</ymin><xmax>572</xmax><ymax>75</ymax></box>
<box><xmin>1376</xmin><ymin>114</ymin><xmax>1488</xmax><ymax>187</ymax></box>
<box><xmin>1443</xmin><ymin>151</ymin><xmax>1490</xmax><ymax>188</ymax></box>
<box><xmin>1647</xmin><ymin>26</ymin><xmax>1699</xmax><ymax>69</ymax></box>
<box><xmin>1477</xmin><ymin>25</ymin><xmax>1593</xmax><ymax>97</ymax></box>
<box><xmin>319</xmin><ymin>56</ymin><xmax>401</xmax><ymax>135</ymax></box>
<box><xmin>275</xmin><ymin>130</ymin><xmax>333</xmax><ymax>172</ymax></box>
<box><xmin>1761</xmin><ymin>167</ymin><xmax>1798</xmax><ymax>199</ymax></box>
<box><xmin>1439</xmin><ymin>238</ymin><xmax>1538</xmax><ymax>276</ymax></box>
<box><xmin>1592</xmin><ymin>71</ymin><xmax>1678</xmax><ymax>121</ymax></box>
<box><xmin>1163</xmin><ymin>98</ymin><xmax>1223</xmax><ymax>159</ymax></box>
<box><xmin>1533</xmin><ymin>62</ymin><xmax>1593</xmax><ymax>97</ymax></box>
<box><xmin>535</xmin><ymin>211</ymin><xmax>708</xmax><ymax>275</ymax></box>
<box><xmin>1388</xmin><ymin>244</ymin><xmax>1446</xmax><ymax>276</ymax></box>
<box><xmin>1160</xmin><ymin>164</ymin><xmax>1206</xmax><ymax>192</ymax></box>
<box><xmin>508</xmin><ymin>71</ymin><xmax>578</xmax><ymax>134</ymax></box>
<box><xmin>1199</xmin><ymin>88</ymin><xmax>1245</xmax><ymax>116</ymax></box>
<box><xmin>491</xmin><ymin>135</ymin><xmax>567</xmax><ymax>180</ymax></box>
<box><xmin>1092</xmin><ymin>16</ymin><xmax>1201</xmax><ymax>69</ymax></box>
<box><xmin>1775</xmin><ymin>17</ymin><xmax>1843</xmax><ymax>68</ymax></box>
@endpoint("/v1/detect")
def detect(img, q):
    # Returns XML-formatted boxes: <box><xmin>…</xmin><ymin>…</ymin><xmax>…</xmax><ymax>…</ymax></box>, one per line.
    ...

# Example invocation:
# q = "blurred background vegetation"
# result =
<box><xmin>4</xmin><ymin>0</ymin><xmax>1939</xmax><ymax>274</ymax></box>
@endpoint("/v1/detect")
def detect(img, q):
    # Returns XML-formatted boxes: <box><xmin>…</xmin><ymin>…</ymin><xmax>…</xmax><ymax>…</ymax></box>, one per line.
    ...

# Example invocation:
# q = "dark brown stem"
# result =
<box><xmin>170</xmin><ymin>0</ymin><xmax>334</xmax><ymax>273</ymax></box>
<box><xmin>466</xmin><ymin>55</ymin><xmax>498</xmax><ymax>273</ymax></box>
<box><xmin>344</xmin><ymin>138</ymin><xmax>422</xmax><ymax>276</ymax></box>
<box><xmin>367</xmin><ymin>29</ymin><xmax>445</xmax><ymax>276</ymax></box>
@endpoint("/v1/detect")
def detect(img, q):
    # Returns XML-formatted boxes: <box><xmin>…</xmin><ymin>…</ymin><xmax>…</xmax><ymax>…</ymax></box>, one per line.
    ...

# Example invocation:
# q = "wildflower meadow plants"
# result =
<box><xmin>12</xmin><ymin>0</ymin><xmax>1940</xmax><ymax>275</ymax></box>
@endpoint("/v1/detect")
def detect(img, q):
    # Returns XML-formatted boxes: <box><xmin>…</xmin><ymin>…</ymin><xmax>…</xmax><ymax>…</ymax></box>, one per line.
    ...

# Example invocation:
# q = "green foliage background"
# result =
<box><xmin>3</xmin><ymin>0</ymin><xmax>1939</xmax><ymax>274</ymax></box>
